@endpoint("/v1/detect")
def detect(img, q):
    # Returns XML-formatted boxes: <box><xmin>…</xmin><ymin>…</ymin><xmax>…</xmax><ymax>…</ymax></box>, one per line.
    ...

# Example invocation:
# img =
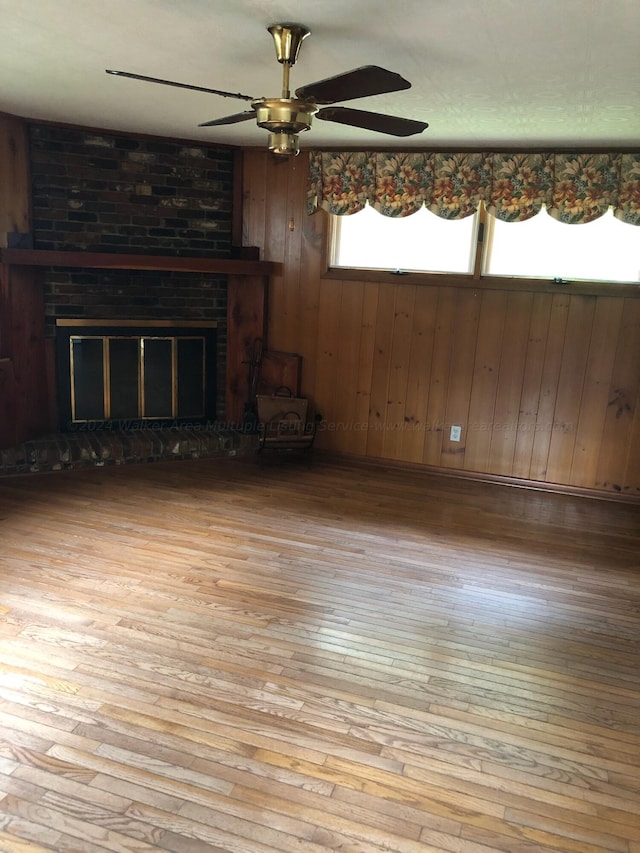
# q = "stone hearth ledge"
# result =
<box><xmin>0</xmin><ymin>427</ymin><xmax>259</xmax><ymax>477</ymax></box>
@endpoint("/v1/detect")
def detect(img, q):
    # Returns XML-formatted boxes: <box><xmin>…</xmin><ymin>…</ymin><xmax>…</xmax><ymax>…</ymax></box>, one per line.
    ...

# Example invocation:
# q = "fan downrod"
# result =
<box><xmin>256</xmin><ymin>23</ymin><xmax>315</xmax><ymax>155</ymax></box>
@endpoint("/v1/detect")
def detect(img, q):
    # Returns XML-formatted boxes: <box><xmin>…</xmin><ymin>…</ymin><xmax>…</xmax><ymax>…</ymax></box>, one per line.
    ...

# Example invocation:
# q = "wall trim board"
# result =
<box><xmin>321</xmin><ymin>266</ymin><xmax>640</xmax><ymax>299</ymax></box>
<box><xmin>314</xmin><ymin>449</ymin><xmax>640</xmax><ymax>505</ymax></box>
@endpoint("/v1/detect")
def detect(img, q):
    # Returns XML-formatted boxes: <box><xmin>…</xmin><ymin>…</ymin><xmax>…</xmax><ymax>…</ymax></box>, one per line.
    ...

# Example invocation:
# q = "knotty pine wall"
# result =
<box><xmin>0</xmin><ymin>114</ymin><xmax>50</xmax><ymax>448</ymax></box>
<box><xmin>0</xmin><ymin>114</ymin><xmax>30</xmax><ymax>245</ymax></box>
<box><xmin>242</xmin><ymin>150</ymin><xmax>640</xmax><ymax>498</ymax></box>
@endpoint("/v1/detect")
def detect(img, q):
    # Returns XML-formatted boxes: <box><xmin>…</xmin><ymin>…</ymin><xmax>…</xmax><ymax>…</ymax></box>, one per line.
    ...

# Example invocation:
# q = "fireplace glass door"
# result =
<box><xmin>57</xmin><ymin>321</ymin><xmax>216</xmax><ymax>428</ymax></box>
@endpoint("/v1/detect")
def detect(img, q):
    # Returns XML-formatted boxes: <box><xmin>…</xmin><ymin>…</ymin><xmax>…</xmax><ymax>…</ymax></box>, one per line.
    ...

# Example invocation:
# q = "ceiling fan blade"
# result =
<box><xmin>316</xmin><ymin>106</ymin><xmax>428</xmax><ymax>137</ymax></box>
<box><xmin>295</xmin><ymin>66</ymin><xmax>411</xmax><ymax>105</ymax></box>
<box><xmin>198</xmin><ymin>110</ymin><xmax>256</xmax><ymax>127</ymax></box>
<box><xmin>105</xmin><ymin>70</ymin><xmax>254</xmax><ymax>102</ymax></box>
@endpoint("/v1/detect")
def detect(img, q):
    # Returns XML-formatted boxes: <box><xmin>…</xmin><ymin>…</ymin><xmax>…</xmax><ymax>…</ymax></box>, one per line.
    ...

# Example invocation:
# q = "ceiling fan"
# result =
<box><xmin>106</xmin><ymin>22</ymin><xmax>428</xmax><ymax>156</ymax></box>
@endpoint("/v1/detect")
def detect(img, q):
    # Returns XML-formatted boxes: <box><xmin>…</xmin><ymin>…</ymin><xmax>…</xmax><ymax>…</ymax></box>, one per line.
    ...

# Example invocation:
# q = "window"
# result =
<box><xmin>330</xmin><ymin>204</ymin><xmax>478</xmax><ymax>275</ymax></box>
<box><xmin>484</xmin><ymin>209</ymin><xmax>640</xmax><ymax>283</ymax></box>
<box><xmin>329</xmin><ymin>204</ymin><xmax>640</xmax><ymax>285</ymax></box>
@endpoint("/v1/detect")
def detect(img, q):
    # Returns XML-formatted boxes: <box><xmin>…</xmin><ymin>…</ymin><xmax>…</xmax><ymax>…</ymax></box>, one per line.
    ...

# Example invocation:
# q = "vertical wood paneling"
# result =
<box><xmin>545</xmin><ymin>296</ymin><xmax>596</xmax><ymax>485</ymax></box>
<box><xmin>2</xmin><ymin>265</ymin><xmax>49</xmax><ymax>442</ymax></box>
<box><xmin>332</xmin><ymin>281</ymin><xmax>365</xmax><ymax>455</ymax></box>
<box><xmin>440</xmin><ymin>290</ymin><xmax>481</xmax><ymax>469</ymax></box>
<box><xmin>382</xmin><ymin>285</ymin><xmax>416</xmax><ymax>460</ymax></box>
<box><xmin>353</xmin><ymin>285</ymin><xmax>379</xmax><ymax>457</ymax></box>
<box><xmin>0</xmin><ymin>262</ymin><xmax>12</xmax><ymax>357</ymax></box>
<box><xmin>226</xmin><ymin>275</ymin><xmax>268</xmax><ymax>423</ymax></box>
<box><xmin>297</xmin><ymin>193</ymin><xmax>324</xmax><ymax>397</ymax></box>
<box><xmin>241</xmin><ymin>150</ymin><xmax>268</xmax><ymax>249</ymax></box>
<box><xmin>0</xmin><ymin>115</ymin><xmax>50</xmax><ymax>448</ymax></box>
<box><xmin>464</xmin><ymin>290</ymin><xmax>507</xmax><ymax>473</ymax></box>
<box><xmin>0</xmin><ymin>114</ymin><xmax>30</xmax><ymax>245</ymax></box>
<box><xmin>264</xmin><ymin>159</ymin><xmax>290</xmax><ymax>348</ymax></box>
<box><xmin>570</xmin><ymin>297</ymin><xmax>624</xmax><ymax>488</ymax></box>
<box><xmin>422</xmin><ymin>288</ymin><xmax>456</xmax><ymax>466</ymax></box>
<box><xmin>399</xmin><ymin>286</ymin><xmax>438</xmax><ymax>463</ymax></box>
<box><xmin>594</xmin><ymin>298</ymin><xmax>640</xmax><ymax>492</ymax></box>
<box><xmin>313</xmin><ymin>277</ymin><xmax>343</xmax><ymax>449</ymax></box>
<box><xmin>365</xmin><ymin>284</ymin><xmax>397</xmax><ymax>458</ymax></box>
<box><xmin>241</xmin><ymin>152</ymin><xmax>640</xmax><ymax>497</ymax></box>
<box><xmin>512</xmin><ymin>294</ymin><xmax>553</xmax><ymax>480</ymax></box>
<box><xmin>528</xmin><ymin>294</ymin><xmax>571</xmax><ymax>481</ymax></box>
<box><xmin>488</xmin><ymin>291</ymin><xmax>532</xmax><ymax>476</ymax></box>
<box><xmin>623</xmin><ymin>385</ymin><xmax>640</xmax><ymax>497</ymax></box>
<box><xmin>0</xmin><ymin>357</ymin><xmax>16</xmax><ymax>448</ymax></box>
<box><xmin>44</xmin><ymin>338</ymin><xmax>58</xmax><ymax>429</ymax></box>
<box><xmin>279</xmin><ymin>156</ymin><xmax>307</xmax><ymax>355</ymax></box>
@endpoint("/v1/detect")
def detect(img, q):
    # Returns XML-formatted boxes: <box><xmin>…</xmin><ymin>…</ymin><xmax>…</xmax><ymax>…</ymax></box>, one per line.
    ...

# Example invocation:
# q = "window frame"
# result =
<box><xmin>328</xmin><ymin>203</ymin><xmax>482</xmax><ymax>278</ymax></box>
<box><xmin>321</xmin><ymin>203</ymin><xmax>640</xmax><ymax>299</ymax></box>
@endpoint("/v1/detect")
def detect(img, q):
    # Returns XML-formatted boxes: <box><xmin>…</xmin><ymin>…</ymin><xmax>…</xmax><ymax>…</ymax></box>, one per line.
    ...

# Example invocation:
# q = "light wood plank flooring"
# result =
<box><xmin>0</xmin><ymin>456</ymin><xmax>639</xmax><ymax>853</ymax></box>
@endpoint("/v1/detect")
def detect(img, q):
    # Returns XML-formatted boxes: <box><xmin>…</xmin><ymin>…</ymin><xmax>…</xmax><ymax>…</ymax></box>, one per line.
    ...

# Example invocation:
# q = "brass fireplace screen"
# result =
<box><xmin>56</xmin><ymin>320</ymin><xmax>217</xmax><ymax>427</ymax></box>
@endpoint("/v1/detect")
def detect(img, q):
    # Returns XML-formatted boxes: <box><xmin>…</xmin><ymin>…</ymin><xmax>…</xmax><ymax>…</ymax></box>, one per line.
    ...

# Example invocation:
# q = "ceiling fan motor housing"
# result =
<box><xmin>253</xmin><ymin>97</ymin><xmax>317</xmax><ymax>133</ymax></box>
<box><xmin>253</xmin><ymin>97</ymin><xmax>317</xmax><ymax>155</ymax></box>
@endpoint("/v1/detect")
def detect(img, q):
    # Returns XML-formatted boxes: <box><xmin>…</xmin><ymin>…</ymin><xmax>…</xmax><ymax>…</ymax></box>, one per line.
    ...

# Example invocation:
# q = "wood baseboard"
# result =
<box><xmin>314</xmin><ymin>449</ymin><xmax>640</xmax><ymax>504</ymax></box>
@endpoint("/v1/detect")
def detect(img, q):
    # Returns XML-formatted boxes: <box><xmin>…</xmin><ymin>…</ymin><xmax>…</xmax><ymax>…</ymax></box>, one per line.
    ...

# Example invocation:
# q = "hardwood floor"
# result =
<box><xmin>0</xmin><ymin>455</ymin><xmax>639</xmax><ymax>853</ymax></box>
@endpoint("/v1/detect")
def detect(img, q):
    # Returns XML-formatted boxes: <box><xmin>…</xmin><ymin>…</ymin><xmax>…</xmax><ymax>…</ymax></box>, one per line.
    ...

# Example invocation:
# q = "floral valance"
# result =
<box><xmin>307</xmin><ymin>151</ymin><xmax>640</xmax><ymax>224</ymax></box>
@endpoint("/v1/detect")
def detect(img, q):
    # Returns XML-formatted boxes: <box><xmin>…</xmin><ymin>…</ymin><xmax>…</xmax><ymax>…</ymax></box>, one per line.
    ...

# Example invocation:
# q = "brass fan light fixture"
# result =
<box><xmin>106</xmin><ymin>22</ymin><xmax>428</xmax><ymax>156</ymax></box>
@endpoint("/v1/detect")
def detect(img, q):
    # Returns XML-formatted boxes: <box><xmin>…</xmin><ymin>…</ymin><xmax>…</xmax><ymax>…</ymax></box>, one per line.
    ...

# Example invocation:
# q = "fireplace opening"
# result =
<box><xmin>56</xmin><ymin>320</ymin><xmax>217</xmax><ymax>430</ymax></box>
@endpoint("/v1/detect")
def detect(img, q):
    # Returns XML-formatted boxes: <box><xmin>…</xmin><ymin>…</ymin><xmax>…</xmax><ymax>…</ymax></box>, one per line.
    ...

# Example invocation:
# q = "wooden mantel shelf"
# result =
<box><xmin>0</xmin><ymin>248</ymin><xmax>276</xmax><ymax>277</ymax></box>
<box><xmin>0</xmin><ymin>245</ymin><xmax>274</xmax><ymax>425</ymax></box>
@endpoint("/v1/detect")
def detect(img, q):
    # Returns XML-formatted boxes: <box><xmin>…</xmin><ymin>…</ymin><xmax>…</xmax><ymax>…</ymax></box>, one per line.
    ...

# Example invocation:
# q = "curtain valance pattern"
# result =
<box><xmin>307</xmin><ymin>151</ymin><xmax>640</xmax><ymax>224</ymax></box>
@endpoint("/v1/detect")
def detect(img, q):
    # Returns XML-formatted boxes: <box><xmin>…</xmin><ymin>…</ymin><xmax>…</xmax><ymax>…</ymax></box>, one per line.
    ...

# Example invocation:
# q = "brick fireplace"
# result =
<box><xmin>1</xmin><ymin>115</ymin><xmax>272</xmax><ymax>471</ymax></box>
<box><xmin>29</xmin><ymin>123</ymin><xmax>234</xmax><ymax>420</ymax></box>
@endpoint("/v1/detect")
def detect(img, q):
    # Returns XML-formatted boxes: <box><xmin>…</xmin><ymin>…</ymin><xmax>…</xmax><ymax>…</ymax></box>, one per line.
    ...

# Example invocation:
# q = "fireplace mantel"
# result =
<box><xmin>0</xmin><ymin>248</ymin><xmax>276</xmax><ymax>277</ymax></box>
<box><xmin>1</xmin><ymin>247</ymin><xmax>274</xmax><ymax>439</ymax></box>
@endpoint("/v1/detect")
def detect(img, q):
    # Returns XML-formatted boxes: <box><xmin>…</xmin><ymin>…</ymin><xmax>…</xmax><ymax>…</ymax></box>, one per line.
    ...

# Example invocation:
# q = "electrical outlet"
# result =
<box><xmin>450</xmin><ymin>425</ymin><xmax>462</xmax><ymax>442</ymax></box>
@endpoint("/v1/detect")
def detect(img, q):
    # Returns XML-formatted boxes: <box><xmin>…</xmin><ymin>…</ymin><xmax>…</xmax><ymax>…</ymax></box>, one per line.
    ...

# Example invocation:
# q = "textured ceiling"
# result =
<box><xmin>1</xmin><ymin>0</ymin><xmax>639</xmax><ymax>152</ymax></box>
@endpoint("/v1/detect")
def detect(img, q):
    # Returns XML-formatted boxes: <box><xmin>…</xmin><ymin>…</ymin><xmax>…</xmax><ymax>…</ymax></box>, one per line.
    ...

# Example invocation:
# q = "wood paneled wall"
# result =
<box><xmin>0</xmin><ymin>113</ymin><xmax>30</xmax><ymax>245</ymax></box>
<box><xmin>241</xmin><ymin>150</ymin><xmax>640</xmax><ymax>498</ymax></box>
<box><xmin>0</xmin><ymin>264</ymin><xmax>49</xmax><ymax>446</ymax></box>
<box><xmin>0</xmin><ymin>114</ymin><xmax>51</xmax><ymax>448</ymax></box>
